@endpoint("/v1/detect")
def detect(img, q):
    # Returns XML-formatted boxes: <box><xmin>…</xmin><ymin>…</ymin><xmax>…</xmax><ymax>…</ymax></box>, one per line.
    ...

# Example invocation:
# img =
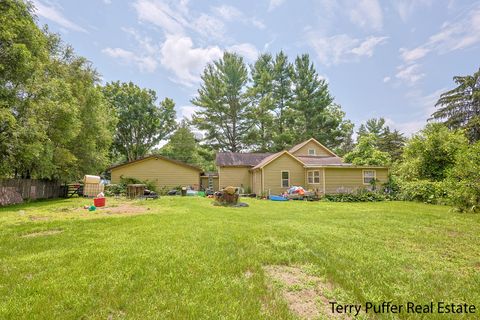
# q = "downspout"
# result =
<box><xmin>322</xmin><ymin>168</ymin><xmax>326</xmax><ymax>195</ymax></box>
<box><xmin>261</xmin><ymin>167</ymin><xmax>265</xmax><ymax>196</ymax></box>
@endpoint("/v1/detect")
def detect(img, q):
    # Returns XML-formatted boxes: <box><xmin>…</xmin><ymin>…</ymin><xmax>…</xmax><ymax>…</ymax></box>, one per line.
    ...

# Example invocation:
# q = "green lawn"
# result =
<box><xmin>0</xmin><ymin>197</ymin><xmax>479</xmax><ymax>319</ymax></box>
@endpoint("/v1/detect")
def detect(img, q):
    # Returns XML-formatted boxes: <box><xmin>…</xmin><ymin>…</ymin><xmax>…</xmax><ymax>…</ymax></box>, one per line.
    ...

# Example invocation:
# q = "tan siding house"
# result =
<box><xmin>108</xmin><ymin>138</ymin><xmax>388</xmax><ymax>196</ymax></box>
<box><xmin>216</xmin><ymin>138</ymin><xmax>389</xmax><ymax>196</ymax></box>
<box><xmin>110</xmin><ymin>155</ymin><xmax>202</xmax><ymax>191</ymax></box>
<box><xmin>218</xmin><ymin>166</ymin><xmax>251</xmax><ymax>191</ymax></box>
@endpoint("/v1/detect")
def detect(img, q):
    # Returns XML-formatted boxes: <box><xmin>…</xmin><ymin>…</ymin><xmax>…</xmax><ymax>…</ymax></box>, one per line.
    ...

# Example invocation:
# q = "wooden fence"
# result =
<box><xmin>0</xmin><ymin>179</ymin><xmax>64</xmax><ymax>206</ymax></box>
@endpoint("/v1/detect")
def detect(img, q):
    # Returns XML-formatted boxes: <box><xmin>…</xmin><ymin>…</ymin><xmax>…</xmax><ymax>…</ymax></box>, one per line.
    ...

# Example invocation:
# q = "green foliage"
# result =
<box><xmin>395</xmin><ymin>123</ymin><xmax>468</xmax><ymax>181</ymax></box>
<box><xmin>158</xmin><ymin>120</ymin><xmax>215</xmax><ymax>170</ymax></box>
<box><xmin>445</xmin><ymin>142</ymin><xmax>480</xmax><ymax>212</ymax></box>
<box><xmin>102</xmin><ymin>82</ymin><xmax>176</xmax><ymax>162</ymax></box>
<box><xmin>398</xmin><ymin>180</ymin><xmax>448</xmax><ymax>204</ymax></box>
<box><xmin>431</xmin><ymin>67</ymin><xmax>480</xmax><ymax>142</ymax></box>
<box><xmin>105</xmin><ymin>176</ymin><xmax>157</xmax><ymax>196</ymax></box>
<box><xmin>323</xmin><ymin>189</ymin><xmax>386</xmax><ymax>202</ymax></box>
<box><xmin>344</xmin><ymin>134</ymin><xmax>391</xmax><ymax>165</ymax></box>
<box><xmin>245</xmin><ymin>53</ymin><xmax>275</xmax><ymax>152</ymax></box>
<box><xmin>357</xmin><ymin>118</ymin><xmax>406</xmax><ymax>161</ymax></box>
<box><xmin>0</xmin><ymin>2</ymin><xmax>114</xmax><ymax>181</ymax></box>
<box><xmin>291</xmin><ymin>55</ymin><xmax>353</xmax><ymax>151</ymax></box>
<box><xmin>271</xmin><ymin>51</ymin><xmax>295</xmax><ymax>150</ymax></box>
<box><xmin>192</xmin><ymin>52</ymin><xmax>250</xmax><ymax>152</ymax></box>
<box><xmin>159</xmin><ymin>120</ymin><xmax>198</xmax><ymax>164</ymax></box>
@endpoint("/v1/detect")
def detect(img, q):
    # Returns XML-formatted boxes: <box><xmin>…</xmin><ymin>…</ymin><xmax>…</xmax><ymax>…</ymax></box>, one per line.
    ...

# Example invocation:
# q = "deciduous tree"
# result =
<box><xmin>103</xmin><ymin>82</ymin><xmax>176</xmax><ymax>161</ymax></box>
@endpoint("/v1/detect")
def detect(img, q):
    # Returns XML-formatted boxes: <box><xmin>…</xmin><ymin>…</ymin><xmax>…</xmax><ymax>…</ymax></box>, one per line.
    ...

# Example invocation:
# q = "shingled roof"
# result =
<box><xmin>296</xmin><ymin>156</ymin><xmax>345</xmax><ymax>166</ymax></box>
<box><xmin>216</xmin><ymin>152</ymin><xmax>273</xmax><ymax>166</ymax></box>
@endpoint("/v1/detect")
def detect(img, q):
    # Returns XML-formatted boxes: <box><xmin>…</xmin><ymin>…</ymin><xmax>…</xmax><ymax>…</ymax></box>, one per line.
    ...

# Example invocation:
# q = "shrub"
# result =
<box><xmin>323</xmin><ymin>188</ymin><xmax>386</xmax><ymax>202</ymax></box>
<box><xmin>398</xmin><ymin>180</ymin><xmax>448</xmax><ymax>204</ymax></box>
<box><xmin>104</xmin><ymin>176</ymin><xmax>157</xmax><ymax>196</ymax></box>
<box><xmin>445</xmin><ymin>142</ymin><xmax>480</xmax><ymax>212</ymax></box>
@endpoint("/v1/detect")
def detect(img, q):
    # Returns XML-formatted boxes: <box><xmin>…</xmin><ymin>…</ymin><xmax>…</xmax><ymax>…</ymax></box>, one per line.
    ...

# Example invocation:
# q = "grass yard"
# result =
<box><xmin>0</xmin><ymin>197</ymin><xmax>479</xmax><ymax>319</ymax></box>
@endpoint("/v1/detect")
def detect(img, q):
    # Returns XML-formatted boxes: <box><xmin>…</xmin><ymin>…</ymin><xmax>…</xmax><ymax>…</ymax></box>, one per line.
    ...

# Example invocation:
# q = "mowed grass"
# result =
<box><xmin>0</xmin><ymin>197</ymin><xmax>479</xmax><ymax>319</ymax></box>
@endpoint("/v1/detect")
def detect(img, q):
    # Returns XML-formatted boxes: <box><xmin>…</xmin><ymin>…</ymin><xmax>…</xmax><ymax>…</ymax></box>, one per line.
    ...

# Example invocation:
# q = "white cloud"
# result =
<box><xmin>102</xmin><ymin>47</ymin><xmax>158</xmax><ymax>72</ymax></box>
<box><xmin>399</xmin><ymin>4</ymin><xmax>480</xmax><ymax>63</ymax></box>
<box><xmin>192</xmin><ymin>14</ymin><xmax>225</xmax><ymax>40</ymax></box>
<box><xmin>212</xmin><ymin>5</ymin><xmax>243</xmax><ymax>21</ymax></box>
<box><xmin>348</xmin><ymin>0</ymin><xmax>383</xmax><ymax>31</ymax></box>
<box><xmin>350</xmin><ymin>36</ymin><xmax>388</xmax><ymax>56</ymax></box>
<box><xmin>212</xmin><ymin>4</ymin><xmax>265</xmax><ymax>30</ymax></box>
<box><xmin>227</xmin><ymin>43</ymin><xmax>259</xmax><ymax>61</ymax></box>
<box><xmin>160</xmin><ymin>34</ymin><xmax>223</xmax><ymax>86</ymax></box>
<box><xmin>268</xmin><ymin>0</ymin><xmax>285</xmax><ymax>11</ymax></box>
<box><xmin>383</xmin><ymin>76</ymin><xmax>391</xmax><ymax>83</ymax></box>
<box><xmin>103</xmin><ymin>0</ymin><xmax>112</xmax><ymax>4</ymax></box>
<box><xmin>309</xmin><ymin>34</ymin><xmax>388</xmax><ymax>65</ymax></box>
<box><xmin>394</xmin><ymin>0</ymin><xmax>432</xmax><ymax>22</ymax></box>
<box><xmin>400</xmin><ymin>47</ymin><xmax>430</xmax><ymax>63</ymax></box>
<box><xmin>133</xmin><ymin>0</ymin><xmax>189</xmax><ymax>35</ymax></box>
<box><xmin>251</xmin><ymin>18</ymin><xmax>266</xmax><ymax>30</ymax></box>
<box><xmin>177</xmin><ymin>105</ymin><xmax>200</xmax><ymax>120</ymax></box>
<box><xmin>395</xmin><ymin>64</ymin><xmax>425</xmax><ymax>85</ymax></box>
<box><xmin>32</xmin><ymin>0</ymin><xmax>87</xmax><ymax>33</ymax></box>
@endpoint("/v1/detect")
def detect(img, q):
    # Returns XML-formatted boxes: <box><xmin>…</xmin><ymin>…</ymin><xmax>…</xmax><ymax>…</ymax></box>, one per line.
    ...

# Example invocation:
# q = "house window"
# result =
<box><xmin>307</xmin><ymin>171</ymin><xmax>320</xmax><ymax>184</ymax></box>
<box><xmin>281</xmin><ymin>171</ymin><xmax>290</xmax><ymax>188</ymax></box>
<box><xmin>308</xmin><ymin>148</ymin><xmax>316</xmax><ymax>155</ymax></box>
<box><xmin>363</xmin><ymin>170</ymin><xmax>376</xmax><ymax>185</ymax></box>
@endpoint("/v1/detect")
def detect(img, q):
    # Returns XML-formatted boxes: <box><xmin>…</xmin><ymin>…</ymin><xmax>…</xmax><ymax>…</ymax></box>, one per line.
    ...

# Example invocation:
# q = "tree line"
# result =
<box><xmin>2</xmin><ymin>0</ymin><xmax>480</xmax><ymax>212</ymax></box>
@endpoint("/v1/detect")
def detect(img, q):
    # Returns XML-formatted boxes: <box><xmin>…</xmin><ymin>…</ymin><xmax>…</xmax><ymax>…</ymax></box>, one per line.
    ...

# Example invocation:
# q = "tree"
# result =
<box><xmin>246</xmin><ymin>53</ymin><xmax>275</xmax><ymax>152</ymax></box>
<box><xmin>395</xmin><ymin>123</ymin><xmax>468</xmax><ymax>181</ymax></box>
<box><xmin>192</xmin><ymin>52</ymin><xmax>250</xmax><ymax>152</ymax></box>
<box><xmin>431</xmin><ymin>68</ymin><xmax>480</xmax><ymax>142</ymax></box>
<box><xmin>271</xmin><ymin>51</ymin><xmax>295</xmax><ymax>150</ymax></box>
<box><xmin>344</xmin><ymin>134</ymin><xmax>391</xmax><ymax>165</ymax></box>
<box><xmin>357</xmin><ymin>118</ymin><xmax>406</xmax><ymax>161</ymax></box>
<box><xmin>357</xmin><ymin>118</ymin><xmax>387</xmax><ymax>139</ymax></box>
<box><xmin>377</xmin><ymin>127</ymin><xmax>406</xmax><ymax>162</ymax></box>
<box><xmin>159</xmin><ymin>120</ymin><xmax>197</xmax><ymax>164</ymax></box>
<box><xmin>103</xmin><ymin>82</ymin><xmax>176</xmax><ymax>162</ymax></box>
<box><xmin>292</xmin><ymin>54</ymin><xmax>333</xmax><ymax>137</ymax></box>
<box><xmin>446</xmin><ymin>141</ymin><xmax>480</xmax><ymax>212</ymax></box>
<box><xmin>1</xmin><ymin>2</ymin><xmax>115</xmax><ymax>180</ymax></box>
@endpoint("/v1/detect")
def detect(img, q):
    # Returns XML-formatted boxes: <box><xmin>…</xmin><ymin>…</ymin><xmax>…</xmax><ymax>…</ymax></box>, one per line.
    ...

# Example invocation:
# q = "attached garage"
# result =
<box><xmin>109</xmin><ymin>155</ymin><xmax>202</xmax><ymax>191</ymax></box>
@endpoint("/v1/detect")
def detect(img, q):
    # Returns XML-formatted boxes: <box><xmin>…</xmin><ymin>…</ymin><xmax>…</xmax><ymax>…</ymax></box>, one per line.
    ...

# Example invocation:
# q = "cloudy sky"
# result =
<box><xmin>32</xmin><ymin>0</ymin><xmax>480</xmax><ymax>136</ymax></box>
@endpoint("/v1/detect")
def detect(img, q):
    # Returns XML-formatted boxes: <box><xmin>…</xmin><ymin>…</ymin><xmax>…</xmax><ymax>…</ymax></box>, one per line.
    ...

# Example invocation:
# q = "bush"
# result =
<box><xmin>104</xmin><ymin>176</ymin><xmax>157</xmax><ymax>196</ymax></box>
<box><xmin>398</xmin><ymin>180</ymin><xmax>448</xmax><ymax>204</ymax></box>
<box><xmin>445</xmin><ymin>142</ymin><xmax>480</xmax><ymax>212</ymax></box>
<box><xmin>323</xmin><ymin>188</ymin><xmax>386</xmax><ymax>202</ymax></box>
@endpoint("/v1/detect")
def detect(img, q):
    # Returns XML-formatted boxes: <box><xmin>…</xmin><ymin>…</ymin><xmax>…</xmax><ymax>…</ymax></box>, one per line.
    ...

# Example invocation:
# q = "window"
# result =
<box><xmin>363</xmin><ymin>170</ymin><xmax>376</xmax><ymax>185</ymax></box>
<box><xmin>281</xmin><ymin>171</ymin><xmax>290</xmax><ymax>188</ymax></box>
<box><xmin>308</xmin><ymin>148</ymin><xmax>316</xmax><ymax>155</ymax></box>
<box><xmin>307</xmin><ymin>170</ymin><xmax>320</xmax><ymax>184</ymax></box>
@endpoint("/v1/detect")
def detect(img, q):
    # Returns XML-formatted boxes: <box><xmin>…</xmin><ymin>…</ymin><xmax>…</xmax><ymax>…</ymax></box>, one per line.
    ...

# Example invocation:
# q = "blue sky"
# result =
<box><xmin>32</xmin><ymin>0</ymin><xmax>480</xmax><ymax>136</ymax></box>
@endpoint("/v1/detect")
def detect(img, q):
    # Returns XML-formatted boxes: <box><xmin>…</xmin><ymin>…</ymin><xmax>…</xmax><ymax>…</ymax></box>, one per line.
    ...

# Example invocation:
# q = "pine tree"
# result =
<box><xmin>192</xmin><ymin>52</ymin><xmax>250</xmax><ymax>152</ymax></box>
<box><xmin>246</xmin><ymin>53</ymin><xmax>275</xmax><ymax>151</ymax></box>
<box><xmin>271</xmin><ymin>51</ymin><xmax>295</xmax><ymax>150</ymax></box>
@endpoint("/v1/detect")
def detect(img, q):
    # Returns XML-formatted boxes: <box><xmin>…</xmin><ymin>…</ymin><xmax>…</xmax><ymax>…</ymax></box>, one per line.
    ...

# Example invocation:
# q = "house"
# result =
<box><xmin>109</xmin><ymin>155</ymin><xmax>203</xmax><ymax>191</ymax></box>
<box><xmin>216</xmin><ymin>138</ymin><xmax>388</xmax><ymax>195</ymax></box>
<box><xmin>109</xmin><ymin>138</ymin><xmax>388</xmax><ymax>195</ymax></box>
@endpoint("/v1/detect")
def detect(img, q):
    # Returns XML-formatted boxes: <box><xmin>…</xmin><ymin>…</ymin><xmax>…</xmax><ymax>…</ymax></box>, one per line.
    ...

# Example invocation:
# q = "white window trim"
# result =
<box><xmin>362</xmin><ymin>170</ymin><xmax>376</xmax><ymax>185</ymax></box>
<box><xmin>281</xmin><ymin>170</ymin><xmax>290</xmax><ymax>188</ymax></box>
<box><xmin>307</xmin><ymin>170</ymin><xmax>321</xmax><ymax>184</ymax></box>
<box><xmin>308</xmin><ymin>148</ymin><xmax>316</xmax><ymax>155</ymax></box>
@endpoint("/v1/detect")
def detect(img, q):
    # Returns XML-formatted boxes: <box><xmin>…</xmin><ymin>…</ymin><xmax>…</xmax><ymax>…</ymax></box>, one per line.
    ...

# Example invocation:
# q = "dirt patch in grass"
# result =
<box><xmin>21</xmin><ymin>229</ymin><xmax>63</xmax><ymax>238</ymax></box>
<box><xmin>28</xmin><ymin>216</ymin><xmax>51</xmax><ymax>221</ymax></box>
<box><xmin>101</xmin><ymin>204</ymin><xmax>148</xmax><ymax>215</ymax></box>
<box><xmin>263</xmin><ymin>265</ymin><xmax>349</xmax><ymax>319</ymax></box>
